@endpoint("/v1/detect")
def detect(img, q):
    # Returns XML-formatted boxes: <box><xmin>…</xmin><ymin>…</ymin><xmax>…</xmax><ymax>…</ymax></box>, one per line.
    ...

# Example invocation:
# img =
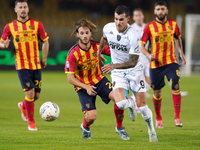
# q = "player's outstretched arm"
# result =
<box><xmin>174</xmin><ymin>37</ymin><xmax>186</xmax><ymax>66</ymax></box>
<box><xmin>0</xmin><ymin>37</ymin><xmax>10</xmax><ymax>49</ymax></box>
<box><xmin>98</xmin><ymin>36</ymin><xmax>108</xmax><ymax>63</ymax></box>
<box><xmin>141</xmin><ymin>43</ymin><xmax>155</xmax><ymax>61</ymax></box>
<box><xmin>41</xmin><ymin>39</ymin><xmax>49</xmax><ymax>68</ymax></box>
<box><xmin>101</xmin><ymin>54</ymin><xmax>139</xmax><ymax>73</ymax></box>
<box><xmin>67</xmin><ymin>74</ymin><xmax>97</xmax><ymax>96</ymax></box>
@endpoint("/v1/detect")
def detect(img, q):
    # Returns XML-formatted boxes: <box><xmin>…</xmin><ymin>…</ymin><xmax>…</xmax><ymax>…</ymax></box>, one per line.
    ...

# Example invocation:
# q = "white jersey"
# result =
<box><xmin>131</xmin><ymin>23</ymin><xmax>150</xmax><ymax>77</ymax></box>
<box><xmin>103</xmin><ymin>23</ymin><xmax>142</xmax><ymax>71</ymax></box>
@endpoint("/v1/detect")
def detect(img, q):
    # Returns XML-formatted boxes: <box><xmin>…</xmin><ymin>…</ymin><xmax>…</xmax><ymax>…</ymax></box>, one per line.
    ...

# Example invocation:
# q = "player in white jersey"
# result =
<box><xmin>98</xmin><ymin>5</ymin><xmax>157</xmax><ymax>142</ymax></box>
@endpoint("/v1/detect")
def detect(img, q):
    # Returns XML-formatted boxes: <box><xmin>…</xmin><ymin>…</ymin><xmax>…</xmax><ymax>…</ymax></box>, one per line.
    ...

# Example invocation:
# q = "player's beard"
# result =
<box><xmin>79</xmin><ymin>38</ymin><xmax>90</xmax><ymax>46</ymax></box>
<box><xmin>156</xmin><ymin>13</ymin><xmax>167</xmax><ymax>21</ymax></box>
<box><xmin>19</xmin><ymin>12</ymin><xmax>27</xmax><ymax>20</ymax></box>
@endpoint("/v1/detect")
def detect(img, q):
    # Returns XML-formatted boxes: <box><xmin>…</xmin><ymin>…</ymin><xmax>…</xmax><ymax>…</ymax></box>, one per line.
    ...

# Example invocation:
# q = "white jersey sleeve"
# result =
<box><xmin>129</xmin><ymin>28</ymin><xmax>140</xmax><ymax>55</ymax></box>
<box><xmin>103</xmin><ymin>23</ymin><xmax>112</xmax><ymax>38</ymax></box>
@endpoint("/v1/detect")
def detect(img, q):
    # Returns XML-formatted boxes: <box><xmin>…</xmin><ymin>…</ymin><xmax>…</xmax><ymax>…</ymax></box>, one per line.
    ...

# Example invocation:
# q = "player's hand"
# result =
<box><xmin>148</xmin><ymin>54</ymin><xmax>155</xmax><ymax>61</ymax></box>
<box><xmin>86</xmin><ymin>85</ymin><xmax>97</xmax><ymax>96</ymax></box>
<box><xmin>101</xmin><ymin>64</ymin><xmax>113</xmax><ymax>73</ymax></box>
<box><xmin>180</xmin><ymin>53</ymin><xmax>186</xmax><ymax>66</ymax></box>
<box><xmin>3</xmin><ymin>37</ymin><xmax>10</xmax><ymax>49</ymax></box>
<box><xmin>41</xmin><ymin>60</ymin><xmax>47</xmax><ymax>68</ymax></box>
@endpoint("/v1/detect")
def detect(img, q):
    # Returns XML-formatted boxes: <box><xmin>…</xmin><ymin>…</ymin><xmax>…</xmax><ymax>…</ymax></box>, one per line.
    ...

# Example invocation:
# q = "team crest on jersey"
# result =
<box><xmin>117</xmin><ymin>35</ymin><xmax>121</xmax><ymax>41</ymax></box>
<box><xmin>109</xmin><ymin>31</ymin><xmax>113</xmax><ymax>34</ymax></box>
<box><xmin>92</xmin><ymin>52</ymin><xmax>96</xmax><ymax>57</ymax></box>
<box><xmin>29</xmin><ymin>25</ymin><xmax>33</xmax><ymax>29</ymax></box>
<box><xmin>168</xmin><ymin>26</ymin><xmax>171</xmax><ymax>30</ymax></box>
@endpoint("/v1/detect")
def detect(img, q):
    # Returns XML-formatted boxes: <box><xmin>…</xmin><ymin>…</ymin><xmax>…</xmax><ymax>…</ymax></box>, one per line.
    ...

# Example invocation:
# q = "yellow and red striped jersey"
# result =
<box><xmin>1</xmin><ymin>18</ymin><xmax>49</xmax><ymax>70</ymax></box>
<box><xmin>141</xmin><ymin>19</ymin><xmax>181</xmax><ymax>69</ymax></box>
<box><xmin>65</xmin><ymin>41</ymin><xmax>110</xmax><ymax>91</ymax></box>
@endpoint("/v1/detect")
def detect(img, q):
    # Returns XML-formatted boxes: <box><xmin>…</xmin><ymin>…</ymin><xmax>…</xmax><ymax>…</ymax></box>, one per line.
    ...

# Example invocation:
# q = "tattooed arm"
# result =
<box><xmin>101</xmin><ymin>54</ymin><xmax>139</xmax><ymax>73</ymax></box>
<box><xmin>97</xmin><ymin>36</ymin><xmax>108</xmax><ymax>63</ymax></box>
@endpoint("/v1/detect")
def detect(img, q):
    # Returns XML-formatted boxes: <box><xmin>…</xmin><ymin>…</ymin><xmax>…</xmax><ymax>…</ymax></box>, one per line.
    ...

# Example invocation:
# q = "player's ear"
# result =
<box><xmin>76</xmin><ymin>32</ymin><xmax>79</xmax><ymax>38</ymax></box>
<box><xmin>14</xmin><ymin>8</ymin><xmax>17</xmax><ymax>13</ymax></box>
<box><xmin>166</xmin><ymin>8</ymin><xmax>168</xmax><ymax>15</ymax></box>
<box><xmin>127</xmin><ymin>16</ymin><xmax>130</xmax><ymax>21</ymax></box>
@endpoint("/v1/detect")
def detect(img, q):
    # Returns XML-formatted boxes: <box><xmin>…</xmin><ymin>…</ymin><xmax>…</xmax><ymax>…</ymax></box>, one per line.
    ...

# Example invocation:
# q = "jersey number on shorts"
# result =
<box><xmin>34</xmin><ymin>80</ymin><xmax>41</xmax><ymax>88</ymax></box>
<box><xmin>176</xmin><ymin>70</ymin><xmax>180</xmax><ymax>77</ymax></box>
<box><xmin>106</xmin><ymin>82</ymin><xmax>112</xmax><ymax>89</ymax></box>
<box><xmin>140</xmin><ymin>80</ymin><xmax>145</xmax><ymax>89</ymax></box>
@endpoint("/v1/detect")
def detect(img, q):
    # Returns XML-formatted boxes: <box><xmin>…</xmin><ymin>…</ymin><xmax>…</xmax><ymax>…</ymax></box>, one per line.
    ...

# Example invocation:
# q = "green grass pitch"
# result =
<box><xmin>0</xmin><ymin>71</ymin><xmax>200</xmax><ymax>150</ymax></box>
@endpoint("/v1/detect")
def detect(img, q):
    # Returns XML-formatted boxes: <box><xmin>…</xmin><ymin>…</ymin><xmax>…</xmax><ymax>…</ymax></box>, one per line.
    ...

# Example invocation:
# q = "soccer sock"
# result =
<box><xmin>83</xmin><ymin>115</ymin><xmax>93</xmax><ymax>130</ymax></box>
<box><xmin>24</xmin><ymin>96</ymin><xmax>35</xmax><ymax>124</ymax></box>
<box><xmin>152</xmin><ymin>95</ymin><xmax>162</xmax><ymax>120</ymax></box>
<box><xmin>116</xmin><ymin>99</ymin><xmax>130</xmax><ymax>110</ymax></box>
<box><xmin>172</xmin><ymin>90</ymin><xmax>181</xmax><ymax>119</ymax></box>
<box><xmin>22</xmin><ymin>99</ymin><xmax>26</xmax><ymax>109</ymax></box>
<box><xmin>139</xmin><ymin>105</ymin><xmax>155</xmax><ymax>132</ymax></box>
<box><xmin>114</xmin><ymin>103</ymin><xmax>124</xmax><ymax>128</ymax></box>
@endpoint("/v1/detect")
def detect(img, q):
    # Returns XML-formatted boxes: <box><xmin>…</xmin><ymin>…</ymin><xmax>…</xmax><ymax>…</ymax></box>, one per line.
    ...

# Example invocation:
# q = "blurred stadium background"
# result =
<box><xmin>0</xmin><ymin>0</ymin><xmax>200</xmax><ymax>75</ymax></box>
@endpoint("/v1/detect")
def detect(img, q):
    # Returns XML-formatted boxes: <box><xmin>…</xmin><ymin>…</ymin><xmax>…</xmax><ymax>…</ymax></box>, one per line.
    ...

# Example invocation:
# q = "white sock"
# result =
<box><xmin>139</xmin><ymin>105</ymin><xmax>155</xmax><ymax>132</ymax></box>
<box><xmin>116</xmin><ymin>99</ymin><xmax>130</xmax><ymax>110</ymax></box>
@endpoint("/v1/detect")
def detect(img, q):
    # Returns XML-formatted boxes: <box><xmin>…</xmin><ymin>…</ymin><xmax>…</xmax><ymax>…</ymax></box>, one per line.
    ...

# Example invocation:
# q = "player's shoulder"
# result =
<box><xmin>5</xmin><ymin>20</ymin><xmax>17</xmax><ymax>26</ymax></box>
<box><xmin>103</xmin><ymin>22</ymin><xmax>115</xmax><ymax>31</ymax></box>
<box><xmin>67</xmin><ymin>43</ymin><xmax>79</xmax><ymax>56</ymax></box>
<box><xmin>91</xmin><ymin>40</ymin><xmax>100</xmax><ymax>46</ymax></box>
<box><xmin>167</xmin><ymin>18</ymin><xmax>177</xmax><ymax>23</ymax></box>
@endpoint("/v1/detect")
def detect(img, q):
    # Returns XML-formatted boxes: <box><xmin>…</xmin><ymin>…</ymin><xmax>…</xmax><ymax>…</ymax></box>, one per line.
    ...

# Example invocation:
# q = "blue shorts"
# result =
<box><xmin>150</xmin><ymin>63</ymin><xmax>180</xmax><ymax>90</ymax></box>
<box><xmin>77</xmin><ymin>77</ymin><xmax>112</xmax><ymax>112</ymax></box>
<box><xmin>17</xmin><ymin>69</ymin><xmax>42</xmax><ymax>93</ymax></box>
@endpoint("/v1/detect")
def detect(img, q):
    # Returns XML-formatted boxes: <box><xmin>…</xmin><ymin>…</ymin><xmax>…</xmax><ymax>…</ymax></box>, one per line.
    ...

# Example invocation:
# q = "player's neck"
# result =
<box><xmin>78</xmin><ymin>41</ymin><xmax>91</xmax><ymax>50</ymax></box>
<box><xmin>136</xmin><ymin>22</ymin><xmax>143</xmax><ymax>27</ymax></box>
<box><xmin>156</xmin><ymin>17</ymin><xmax>167</xmax><ymax>24</ymax></box>
<box><xmin>17</xmin><ymin>16</ymin><xmax>29</xmax><ymax>23</ymax></box>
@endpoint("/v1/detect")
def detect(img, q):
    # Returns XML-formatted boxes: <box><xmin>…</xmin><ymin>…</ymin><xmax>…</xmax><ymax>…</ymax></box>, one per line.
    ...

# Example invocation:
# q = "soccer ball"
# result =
<box><xmin>39</xmin><ymin>101</ymin><xmax>60</xmax><ymax>121</ymax></box>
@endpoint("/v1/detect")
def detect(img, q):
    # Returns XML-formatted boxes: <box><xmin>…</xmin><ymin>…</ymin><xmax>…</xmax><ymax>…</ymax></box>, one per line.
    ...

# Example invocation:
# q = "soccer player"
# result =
<box><xmin>65</xmin><ymin>19</ymin><xmax>129</xmax><ymax>140</ymax></box>
<box><xmin>141</xmin><ymin>1</ymin><xmax>186</xmax><ymax>128</ymax></box>
<box><xmin>98</xmin><ymin>5</ymin><xmax>157</xmax><ymax>142</ymax></box>
<box><xmin>0</xmin><ymin>0</ymin><xmax>49</xmax><ymax>131</ymax></box>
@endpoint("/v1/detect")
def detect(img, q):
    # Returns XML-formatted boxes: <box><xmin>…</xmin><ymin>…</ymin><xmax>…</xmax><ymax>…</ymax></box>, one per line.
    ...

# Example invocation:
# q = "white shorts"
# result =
<box><xmin>111</xmin><ymin>65</ymin><xmax>146</xmax><ymax>93</ymax></box>
<box><xmin>140</xmin><ymin>53</ymin><xmax>150</xmax><ymax>77</ymax></box>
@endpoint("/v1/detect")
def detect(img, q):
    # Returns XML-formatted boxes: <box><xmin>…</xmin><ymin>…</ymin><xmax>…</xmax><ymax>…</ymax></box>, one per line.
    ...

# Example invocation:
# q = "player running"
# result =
<box><xmin>0</xmin><ymin>0</ymin><xmax>49</xmax><ymax>131</ymax></box>
<box><xmin>141</xmin><ymin>1</ymin><xmax>186</xmax><ymax>128</ymax></box>
<box><xmin>98</xmin><ymin>5</ymin><xmax>157</xmax><ymax>142</ymax></box>
<box><xmin>65</xmin><ymin>19</ymin><xmax>129</xmax><ymax>140</ymax></box>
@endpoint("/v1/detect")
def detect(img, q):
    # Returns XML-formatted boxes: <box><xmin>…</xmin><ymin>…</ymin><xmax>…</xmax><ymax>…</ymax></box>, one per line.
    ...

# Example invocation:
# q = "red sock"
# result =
<box><xmin>24</xmin><ymin>96</ymin><xmax>35</xmax><ymax>124</ymax></box>
<box><xmin>114</xmin><ymin>103</ymin><xmax>124</xmax><ymax>128</ymax></box>
<box><xmin>22</xmin><ymin>100</ymin><xmax>26</xmax><ymax>109</ymax></box>
<box><xmin>83</xmin><ymin>115</ymin><xmax>93</xmax><ymax>129</ymax></box>
<box><xmin>172</xmin><ymin>90</ymin><xmax>181</xmax><ymax>119</ymax></box>
<box><xmin>152</xmin><ymin>95</ymin><xmax>162</xmax><ymax>120</ymax></box>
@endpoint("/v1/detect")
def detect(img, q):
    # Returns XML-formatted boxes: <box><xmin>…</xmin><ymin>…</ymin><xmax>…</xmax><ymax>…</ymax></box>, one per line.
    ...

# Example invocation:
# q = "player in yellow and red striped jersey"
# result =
<box><xmin>141</xmin><ymin>1</ymin><xmax>186</xmax><ymax>128</ymax></box>
<box><xmin>0</xmin><ymin>0</ymin><xmax>49</xmax><ymax>131</ymax></box>
<box><xmin>65</xmin><ymin>19</ymin><xmax>128</xmax><ymax>140</ymax></box>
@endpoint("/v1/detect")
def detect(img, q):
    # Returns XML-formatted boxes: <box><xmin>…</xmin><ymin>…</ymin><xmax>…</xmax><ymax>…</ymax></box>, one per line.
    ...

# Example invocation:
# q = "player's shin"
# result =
<box><xmin>114</xmin><ymin>103</ymin><xmax>124</xmax><ymax>128</ymax></box>
<box><xmin>139</xmin><ymin>105</ymin><xmax>155</xmax><ymax>132</ymax></box>
<box><xmin>83</xmin><ymin>115</ymin><xmax>93</xmax><ymax>130</ymax></box>
<box><xmin>152</xmin><ymin>95</ymin><xmax>162</xmax><ymax>120</ymax></box>
<box><xmin>172</xmin><ymin>89</ymin><xmax>181</xmax><ymax>119</ymax></box>
<box><xmin>24</xmin><ymin>96</ymin><xmax>35</xmax><ymax>124</ymax></box>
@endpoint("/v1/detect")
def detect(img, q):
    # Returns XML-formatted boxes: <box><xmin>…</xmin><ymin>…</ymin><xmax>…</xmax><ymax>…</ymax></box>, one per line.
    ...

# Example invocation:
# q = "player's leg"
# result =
<box><xmin>166</xmin><ymin>63</ymin><xmax>182</xmax><ymax>127</ymax></box>
<box><xmin>111</xmin><ymin>72</ymin><xmax>137</xmax><ymax>122</ymax></box>
<box><xmin>78</xmin><ymin>89</ymin><xmax>97</xmax><ymax>139</ymax></box>
<box><xmin>135</xmin><ymin>91</ymin><xmax>157</xmax><ymax>142</ymax></box>
<box><xmin>96</xmin><ymin>77</ymin><xmax>129</xmax><ymax>140</ymax></box>
<box><xmin>150</xmin><ymin>67</ymin><xmax>165</xmax><ymax>128</ymax></box>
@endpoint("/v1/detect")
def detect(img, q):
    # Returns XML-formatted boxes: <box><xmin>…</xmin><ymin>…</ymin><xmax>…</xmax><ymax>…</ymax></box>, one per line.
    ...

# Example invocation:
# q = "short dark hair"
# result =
<box><xmin>155</xmin><ymin>1</ymin><xmax>167</xmax><ymax>8</ymax></box>
<box><xmin>133</xmin><ymin>8</ymin><xmax>143</xmax><ymax>14</ymax></box>
<box><xmin>15</xmin><ymin>0</ymin><xmax>28</xmax><ymax>6</ymax></box>
<box><xmin>115</xmin><ymin>5</ymin><xmax>130</xmax><ymax>17</ymax></box>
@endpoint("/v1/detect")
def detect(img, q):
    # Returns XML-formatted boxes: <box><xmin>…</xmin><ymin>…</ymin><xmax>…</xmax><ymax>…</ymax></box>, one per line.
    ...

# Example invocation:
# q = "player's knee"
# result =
<box><xmin>26</xmin><ymin>88</ymin><xmax>35</xmax><ymax>98</ymax></box>
<box><xmin>153</xmin><ymin>90</ymin><xmax>162</xmax><ymax>98</ymax></box>
<box><xmin>86</xmin><ymin>111</ymin><xmax>97</xmax><ymax>122</ymax></box>
<box><xmin>34</xmin><ymin>93</ymin><xmax>40</xmax><ymax>101</ymax></box>
<box><xmin>171</xmin><ymin>79</ymin><xmax>179</xmax><ymax>90</ymax></box>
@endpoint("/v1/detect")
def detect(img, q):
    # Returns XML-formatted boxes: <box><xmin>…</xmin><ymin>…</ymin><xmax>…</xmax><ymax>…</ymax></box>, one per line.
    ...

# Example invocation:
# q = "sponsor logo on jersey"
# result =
<box><xmin>109</xmin><ymin>41</ymin><xmax>128</xmax><ymax>51</ymax></box>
